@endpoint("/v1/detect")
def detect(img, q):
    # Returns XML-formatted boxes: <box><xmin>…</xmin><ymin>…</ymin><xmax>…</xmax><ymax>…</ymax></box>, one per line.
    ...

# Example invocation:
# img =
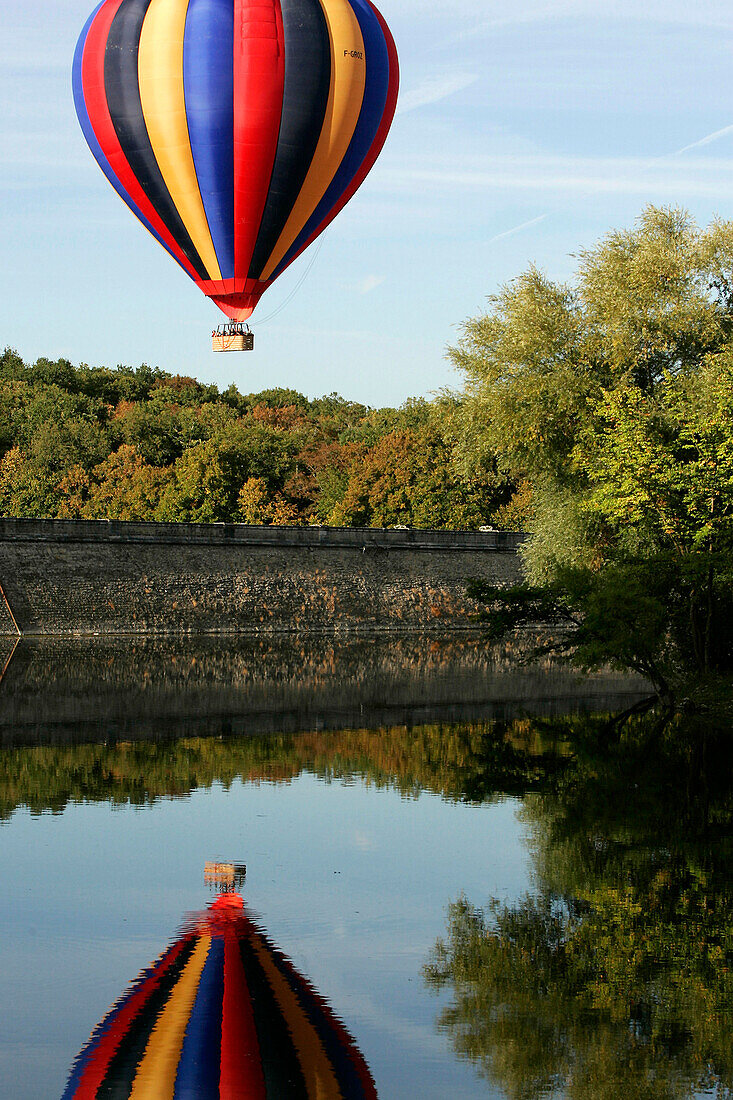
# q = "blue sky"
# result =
<box><xmin>2</xmin><ymin>0</ymin><xmax>733</xmax><ymax>406</ymax></box>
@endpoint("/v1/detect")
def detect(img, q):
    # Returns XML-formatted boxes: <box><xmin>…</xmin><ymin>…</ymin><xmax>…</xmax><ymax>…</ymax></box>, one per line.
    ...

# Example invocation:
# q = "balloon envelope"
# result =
<box><xmin>73</xmin><ymin>0</ymin><xmax>398</xmax><ymax>319</ymax></box>
<box><xmin>62</xmin><ymin>893</ymin><xmax>378</xmax><ymax>1098</ymax></box>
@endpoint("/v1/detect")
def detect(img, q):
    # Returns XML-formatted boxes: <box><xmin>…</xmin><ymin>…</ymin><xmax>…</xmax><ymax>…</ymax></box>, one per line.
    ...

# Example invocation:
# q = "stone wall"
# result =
<box><xmin>0</xmin><ymin>519</ymin><xmax>524</xmax><ymax>636</ymax></box>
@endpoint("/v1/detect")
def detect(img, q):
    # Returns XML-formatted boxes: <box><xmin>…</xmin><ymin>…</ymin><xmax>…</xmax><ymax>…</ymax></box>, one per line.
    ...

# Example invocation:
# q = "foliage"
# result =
<box><xmin>449</xmin><ymin>207</ymin><xmax>733</xmax><ymax>700</ymax></box>
<box><xmin>56</xmin><ymin>445</ymin><xmax>173</xmax><ymax>521</ymax></box>
<box><xmin>0</xmin><ymin>718</ymin><xmax>570</xmax><ymax>820</ymax></box>
<box><xmin>448</xmin><ymin>206</ymin><xmax>733</xmax><ymax>565</ymax></box>
<box><xmin>328</xmin><ymin>425</ymin><xmax>506</xmax><ymax>529</ymax></box>
<box><xmin>0</xmin><ymin>350</ymin><xmax>510</xmax><ymax>529</ymax></box>
<box><xmin>469</xmin><ymin>555</ymin><xmax>733</xmax><ymax>701</ymax></box>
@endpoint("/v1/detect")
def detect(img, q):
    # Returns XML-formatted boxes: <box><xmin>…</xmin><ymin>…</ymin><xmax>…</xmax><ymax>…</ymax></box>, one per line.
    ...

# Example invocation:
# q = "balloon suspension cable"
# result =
<box><xmin>254</xmin><ymin>233</ymin><xmax>327</xmax><ymax>326</ymax></box>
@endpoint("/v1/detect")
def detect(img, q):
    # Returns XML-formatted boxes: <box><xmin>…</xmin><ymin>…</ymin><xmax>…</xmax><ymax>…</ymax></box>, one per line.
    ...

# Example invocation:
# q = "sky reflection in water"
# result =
<box><xmin>1</xmin><ymin>769</ymin><xmax>527</xmax><ymax>1099</ymax></box>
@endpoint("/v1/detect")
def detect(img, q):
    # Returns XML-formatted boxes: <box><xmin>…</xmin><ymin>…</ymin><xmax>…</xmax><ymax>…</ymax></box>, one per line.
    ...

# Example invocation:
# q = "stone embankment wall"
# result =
<box><xmin>0</xmin><ymin>519</ymin><xmax>524</xmax><ymax>636</ymax></box>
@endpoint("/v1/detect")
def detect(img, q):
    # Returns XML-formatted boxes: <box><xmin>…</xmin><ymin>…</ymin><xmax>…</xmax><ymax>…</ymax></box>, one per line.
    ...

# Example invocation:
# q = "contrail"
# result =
<box><xmin>486</xmin><ymin>214</ymin><xmax>547</xmax><ymax>244</ymax></box>
<box><xmin>674</xmin><ymin>123</ymin><xmax>733</xmax><ymax>156</ymax></box>
<box><xmin>396</xmin><ymin>73</ymin><xmax>478</xmax><ymax>115</ymax></box>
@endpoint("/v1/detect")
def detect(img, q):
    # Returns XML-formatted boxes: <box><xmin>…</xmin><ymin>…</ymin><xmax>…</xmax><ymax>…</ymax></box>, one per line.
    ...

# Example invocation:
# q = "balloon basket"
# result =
<box><xmin>204</xmin><ymin>860</ymin><xmax>247</xmax><ymax>893</ymax></box>
<box><xmin>212</xmin><ymin>323</ymin><xmax>254</xmax><ymax>352</ymax></box>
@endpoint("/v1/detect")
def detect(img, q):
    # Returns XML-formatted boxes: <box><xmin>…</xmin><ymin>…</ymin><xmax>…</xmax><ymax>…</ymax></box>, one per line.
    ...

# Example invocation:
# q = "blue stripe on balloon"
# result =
<box><xmin>173</xmin><ymin>937</ymin><xmax>224</xmax><ymax>1099</ymax></box>
<box><xmin>183</xmin><ymin>0</ymin><xmax>235</xmax><ymax>280</ymax></box>
<box><xmin>270</xmin><ymin>0</ymin><xmax>390</xmax><ymax>280</ymax></box>
<box><xmin>71</xmin><ymin>1</ymin><xmax>180</xmax><ymax>271</ymax></box>
<box><xmin>248</xmin><ymin>0</ymin><xmax>331</xmax><ymax>280</ymax></box>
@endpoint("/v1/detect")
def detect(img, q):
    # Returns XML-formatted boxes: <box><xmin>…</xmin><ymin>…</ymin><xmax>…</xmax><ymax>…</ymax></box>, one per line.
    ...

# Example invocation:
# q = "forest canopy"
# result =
<box><xmin>0</xmin><ymin>349</ymin><xmax>511</xmax><ymax>529</ymax></box>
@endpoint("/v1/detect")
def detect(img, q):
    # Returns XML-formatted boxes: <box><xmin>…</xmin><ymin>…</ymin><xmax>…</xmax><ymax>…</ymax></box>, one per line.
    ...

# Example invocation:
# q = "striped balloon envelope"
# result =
<box><xmin>72</xmin><ymin>0</ymin><xmax>399</xmax><ymax>321</ymax></box>
<box><xmin>62</xmin><ymin>893</ymin><xmax>378</xmax><ymax>1098</ymax></box>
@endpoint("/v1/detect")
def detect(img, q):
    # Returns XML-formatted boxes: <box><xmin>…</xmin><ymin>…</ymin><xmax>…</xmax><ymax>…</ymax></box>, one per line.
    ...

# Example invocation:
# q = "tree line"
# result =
<box><xmin>0</xmin><ymin>719</ymin><xmax>566</xmax><ymax>820</ymax></box>
<box><xmin>0</xmin><ymin>351</ymin><xmax>511</xmax><ymax>530</ymax></box>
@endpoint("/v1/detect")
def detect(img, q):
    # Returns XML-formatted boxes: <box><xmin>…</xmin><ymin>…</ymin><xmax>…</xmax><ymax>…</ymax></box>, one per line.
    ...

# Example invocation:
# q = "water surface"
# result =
<box><xmin>0</xmin><ymin>637</ymin><xmax>729</xmax><ymax>1099</ymax></box>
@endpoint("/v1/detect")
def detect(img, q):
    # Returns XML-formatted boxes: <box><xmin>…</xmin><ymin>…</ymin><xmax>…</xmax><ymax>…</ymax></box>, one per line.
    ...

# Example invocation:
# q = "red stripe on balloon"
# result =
<box><xmin>268</xmin><ymin>0</ymin><xmax>399</xmax><ymax>284</ymax></box>
<box><xmin>232</xmin><ymin>0</ymin><xmax>286</xmax><ymax>287</ymax></box>
<box><xmin>80</xmin><ymin>0</ymin><xmax>200</xmax><ymax>282</ymax></box>
<box><xmin>219</xmin><ymin>929</ymin><xmax>267</xmax><ymax>1099</ymax></box>
<box><xmin>70</xmin><ymin>936</ymin><xmax>193</xmax><ymax>1099</ymax></box>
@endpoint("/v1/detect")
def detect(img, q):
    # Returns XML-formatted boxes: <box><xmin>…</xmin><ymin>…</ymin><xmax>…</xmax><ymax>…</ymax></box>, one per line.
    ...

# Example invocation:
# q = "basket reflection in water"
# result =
<box><xmin>62</xmin><ymin>888</ymin><xmax>376</xmax><ymax>1098</ymax></box>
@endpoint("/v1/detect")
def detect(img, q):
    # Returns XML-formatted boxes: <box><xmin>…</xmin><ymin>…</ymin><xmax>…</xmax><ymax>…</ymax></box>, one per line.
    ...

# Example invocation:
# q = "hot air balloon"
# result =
<box><xmin>62</xmin><ymin>889</ymin><xmax>378</xmax><ymax>1097</ymax></box>
<box><xmin>72</xmin><ymin>0</ymin><xmax>399</xmax><ymax>351</ymax></box>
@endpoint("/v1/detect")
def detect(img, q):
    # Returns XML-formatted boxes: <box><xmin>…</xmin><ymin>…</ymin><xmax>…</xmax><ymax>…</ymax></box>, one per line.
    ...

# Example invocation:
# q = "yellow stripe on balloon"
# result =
<box><xmin>138</xmin><ymin>0</ymin><xmax>222</xmax><ymax>280</ymax></box>
<box><xmin>260</xmin><ymin>0</ymin><xmax>366</xmax><ymax>281</ymax></box>
<box><xmin>128</xmin><ymin>936</ymin><xmax>212</xmax><ymax>1100</ymax></box>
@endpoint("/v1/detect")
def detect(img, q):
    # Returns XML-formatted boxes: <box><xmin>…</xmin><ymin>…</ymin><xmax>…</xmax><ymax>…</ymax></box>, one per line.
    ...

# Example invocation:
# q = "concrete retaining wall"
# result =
<box><xmin>0</xmin><ymin>519</ymin><xmax>524</xmax><ymax>636</ymax></box>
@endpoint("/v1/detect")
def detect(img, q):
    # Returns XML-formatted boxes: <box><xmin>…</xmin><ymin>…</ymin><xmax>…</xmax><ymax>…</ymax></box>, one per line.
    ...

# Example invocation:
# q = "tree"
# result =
<box><xmin>448</xmin><ymin>207</ymin><xmax>733</xmax><ymax>571</ymax></box>
<box><xmin>449</xmin><ymin>208</ymin><xmax>733</xmax><ymax>701</ymax></box>
<box><xmin>237</xmin><ymin>476</ymin><xmax>300</xmax><ymax>525</ymax></box>
<box><xmin>157</xmin><ymin>423</ymin><xmax>297</xmax><ymax>523</ymax></box>
<box><xmin>328</xmin><ymin>425</ymin><xmax>507</xmax><ymax>529</ymax></box>
<box><xmin>57</xmin><ymin>445</ymin><xmax>173</xmax><ymax>520</ymax></box>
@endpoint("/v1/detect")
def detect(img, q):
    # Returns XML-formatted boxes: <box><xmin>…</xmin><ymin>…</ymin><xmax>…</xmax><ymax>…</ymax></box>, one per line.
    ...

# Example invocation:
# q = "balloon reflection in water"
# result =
<box><xmin>62</xmin><ymin>892</ymin><xmax>377</xmax><ymax>1098</ymax></box>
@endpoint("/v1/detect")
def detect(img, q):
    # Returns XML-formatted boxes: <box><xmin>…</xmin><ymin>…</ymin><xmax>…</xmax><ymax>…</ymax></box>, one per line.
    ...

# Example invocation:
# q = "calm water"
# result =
<box><xmin>0</xmin><ymin>636</ymin><xmax>730</xmax><ymax>1099</ymax></box>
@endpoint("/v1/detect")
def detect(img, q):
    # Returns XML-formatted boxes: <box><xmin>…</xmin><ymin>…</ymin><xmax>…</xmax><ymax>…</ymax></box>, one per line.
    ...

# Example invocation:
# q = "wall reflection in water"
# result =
<box><xmin>64</xmin><ymin>883</ymin><xmax>376</xmax><ymax>1099</ymax></box>
<box><xmin>0</xmin><ymin>632</ymin><xmax>646</xmax><ymax>746</ymax></box>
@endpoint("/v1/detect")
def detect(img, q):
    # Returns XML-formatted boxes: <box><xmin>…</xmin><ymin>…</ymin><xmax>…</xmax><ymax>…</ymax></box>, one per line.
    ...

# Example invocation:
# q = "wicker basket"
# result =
<box><xmin>212</xmin><ymin>332</ymin><xmax>253</xmax><ymax>352</ymax></box>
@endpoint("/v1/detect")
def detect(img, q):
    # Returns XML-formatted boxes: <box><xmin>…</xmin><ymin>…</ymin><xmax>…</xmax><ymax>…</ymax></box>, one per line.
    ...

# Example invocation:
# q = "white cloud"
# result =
<box><xmin>357</xmin><ymin>275</ymin><xmax>385</xmax><ymax>295</ymax></box>
<box><xmin>396</xmin><ymin>73</ymin><xmax>479</xmax><ymax>115</ymax></box>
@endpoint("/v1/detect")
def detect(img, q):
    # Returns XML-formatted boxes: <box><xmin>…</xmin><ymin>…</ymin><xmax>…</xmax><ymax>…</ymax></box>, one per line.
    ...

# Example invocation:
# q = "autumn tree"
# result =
<box><xmin>57</xmin><ymin>445</ymin><xmax>172</xmax><ymax>520</ymax></box>
<box><xmin>157</xmin><ymin>422</ymin><xmax>297</xmax><ymax>523</ymax></box>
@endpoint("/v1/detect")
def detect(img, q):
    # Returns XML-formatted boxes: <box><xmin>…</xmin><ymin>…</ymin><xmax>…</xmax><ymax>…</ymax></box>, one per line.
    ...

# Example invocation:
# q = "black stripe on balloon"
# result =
<box><xmin>103</xmin><ymin>0</ymin><xmax>209</xmax><ymax>281</ymax></box>
<box><xmin>266</xmin><ymin>945</ymin><xmax>373</xmax><ymax>1096</ymax></box>
<box><xmin>96</xmin><ymin>938</ymin><xmax>198</xmax><ymax>1099</ymax></box>
<box><xmin>248</xmin><ymin>0</ymin><xmax>331</xmax><ymax>280</ymax></box>
<box><xmin>239</xmin><ymin>937</ymin><xmax>309</xmax><ymax>1098</ymax></box>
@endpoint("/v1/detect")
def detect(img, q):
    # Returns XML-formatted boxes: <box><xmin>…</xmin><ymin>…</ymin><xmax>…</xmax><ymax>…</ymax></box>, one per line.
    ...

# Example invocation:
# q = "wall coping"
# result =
<box><xmin>0</xmin><ymin>517</ymin><xmax>525</xmax><ymax>552</ymax></box>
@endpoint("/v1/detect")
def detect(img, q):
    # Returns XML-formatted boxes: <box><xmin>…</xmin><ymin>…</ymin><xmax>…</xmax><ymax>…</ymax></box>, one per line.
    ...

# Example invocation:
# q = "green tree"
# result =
<box><xmin>329</xmin><ymin>426</ymin><xmax>505</xmax><ymax>529</ymax></box>
<box><xmin>450</xmin><ymin>208</ymin><xmax>733</xmax><ymax>701</ymax></box>
<box><xmin>157</xmin><ymin>423</ymin><xmax>297</xmax><ymax>523</ymax></box>
<box><xmin>57</xmin><ymin>445</ymin><xmax>173</xmax><ymax>520</ymax></box>
<box><xmin>448</xmin><ymin>207</ymin><xmax>733</xmax><ymax>571</ymax></box>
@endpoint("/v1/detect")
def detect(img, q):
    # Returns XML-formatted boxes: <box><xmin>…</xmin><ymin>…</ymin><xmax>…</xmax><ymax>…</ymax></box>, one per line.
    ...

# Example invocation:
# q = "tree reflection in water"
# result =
<box><xmin>424</xmin><ymin>713</ymin><xmax>733</xmax><ymax>1100</ymax></box>
<box><xmin>0</xmin><ymin>719</ymin><xmax>571</xmax><ymax>820</ymax></box>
